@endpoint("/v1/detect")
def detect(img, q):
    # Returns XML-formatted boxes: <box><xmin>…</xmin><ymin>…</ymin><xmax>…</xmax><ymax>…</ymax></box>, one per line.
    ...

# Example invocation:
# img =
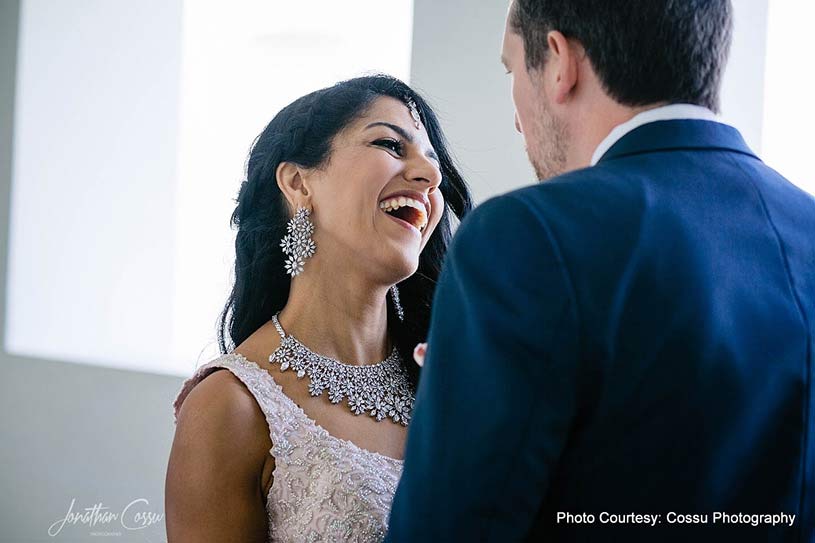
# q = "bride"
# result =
<box><xmin>165</xmin><ymin>74</ymin><xmax>472</xmax><ymax>542</ymax></box>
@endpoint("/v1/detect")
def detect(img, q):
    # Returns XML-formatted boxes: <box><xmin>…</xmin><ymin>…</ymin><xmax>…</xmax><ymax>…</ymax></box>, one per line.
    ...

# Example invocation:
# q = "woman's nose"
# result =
<box><xmin>408</xmin><ymin>155</ymin><xmax>442</xmax><ymax>190</ymax></box>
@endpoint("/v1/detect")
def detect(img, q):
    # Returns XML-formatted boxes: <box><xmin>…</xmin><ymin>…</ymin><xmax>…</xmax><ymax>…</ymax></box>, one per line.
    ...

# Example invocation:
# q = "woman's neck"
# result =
<box><xmin>277</xmin><ymin>269</ymin><xmax>392</xmax><ymax>366</ymax></box>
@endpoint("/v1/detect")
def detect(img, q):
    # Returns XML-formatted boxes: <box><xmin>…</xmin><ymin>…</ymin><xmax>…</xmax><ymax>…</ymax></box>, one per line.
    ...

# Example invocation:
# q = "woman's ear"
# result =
<box><xmin>276</xmin><ymin>162</ymin><xmax>312</xmax><ymax>211</ymax></box>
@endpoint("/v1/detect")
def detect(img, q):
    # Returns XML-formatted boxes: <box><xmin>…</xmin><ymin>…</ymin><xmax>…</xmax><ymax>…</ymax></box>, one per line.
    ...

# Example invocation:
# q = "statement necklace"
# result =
<box><xmin>269</xmin><ymin>313</ymin><xmax>415</xmax><ymax>426</ymax></box>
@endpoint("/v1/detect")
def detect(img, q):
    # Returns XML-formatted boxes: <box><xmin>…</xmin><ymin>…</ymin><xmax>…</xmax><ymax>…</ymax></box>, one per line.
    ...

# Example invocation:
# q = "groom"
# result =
<box><xmin>387</xmin><ymin>0</ymin><xmax>814</xmax><ymax>541</ymax></box>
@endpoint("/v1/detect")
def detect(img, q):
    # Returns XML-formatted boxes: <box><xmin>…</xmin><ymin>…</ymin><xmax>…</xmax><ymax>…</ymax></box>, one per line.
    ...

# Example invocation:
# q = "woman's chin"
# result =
<box><xmin>378</xmin><ymin>253</ymin><xmax>420</xmax><ymax>285</ymax></box>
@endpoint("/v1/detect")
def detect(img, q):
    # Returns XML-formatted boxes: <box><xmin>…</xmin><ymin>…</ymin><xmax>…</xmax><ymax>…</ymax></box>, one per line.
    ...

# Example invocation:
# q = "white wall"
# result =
<box><xmin>0</xmin><ymin>2</ymin><xmax>180</xmax><ymax>539</ymax></box>
<box><xmin>5</xmin><ymin>0</ymin><xmax>415</xmax><ymax>378</ymax></box>
<box><xmin>762</xmin><ymin>0</ymin><xmax>815</xmax><ymax>193</ymax></box>
<box><xmin>410</xmin><ymin>0</ymin><xmax>531</xmax><ymax>204</ymax></box>
<box><xmin>719</xmin><ymin>0</ymin><xmax>769</xmax><ymax>154</ymax></box>
<box><xmin>7</xmin><ymin>0</ymin><xmax>181</xmax><ymax>373</ymax></box>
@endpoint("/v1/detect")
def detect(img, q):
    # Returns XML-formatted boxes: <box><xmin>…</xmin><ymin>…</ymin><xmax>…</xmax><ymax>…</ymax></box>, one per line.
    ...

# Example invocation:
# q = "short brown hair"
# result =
<box><xmin>509</xmin><ymin>0</ymin><xmax>733</xmax><ymax>112</ymax></box>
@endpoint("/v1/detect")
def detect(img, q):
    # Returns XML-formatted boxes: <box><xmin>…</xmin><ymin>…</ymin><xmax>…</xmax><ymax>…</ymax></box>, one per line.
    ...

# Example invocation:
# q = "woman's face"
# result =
<box><xmin>303</xmin><ymin>96</ymin><xmax>444</xmax><ymax>285</ymax></box>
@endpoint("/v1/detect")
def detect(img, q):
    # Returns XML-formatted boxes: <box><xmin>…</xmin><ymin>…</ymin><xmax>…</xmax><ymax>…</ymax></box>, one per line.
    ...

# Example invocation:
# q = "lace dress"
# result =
<box><xmin>172</xmin><ymin>353</ymin><xmax>404</xmax><ymax>542</ymax></box>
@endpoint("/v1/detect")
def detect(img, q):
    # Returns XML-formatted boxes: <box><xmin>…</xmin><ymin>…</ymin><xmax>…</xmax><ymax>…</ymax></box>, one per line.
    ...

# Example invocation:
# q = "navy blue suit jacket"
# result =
<box><xmin>386</xmin><ymin>120</ymin><xmax>815</xmax><ymax>542</ymax></box>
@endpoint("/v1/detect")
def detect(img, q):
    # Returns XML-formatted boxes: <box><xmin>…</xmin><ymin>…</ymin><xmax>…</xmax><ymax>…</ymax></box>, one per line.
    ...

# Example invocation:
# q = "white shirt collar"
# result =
<box><xmin>590</xmin><ymin>103</ymin><xmax>721</xmax><ymax>165</ymax></box>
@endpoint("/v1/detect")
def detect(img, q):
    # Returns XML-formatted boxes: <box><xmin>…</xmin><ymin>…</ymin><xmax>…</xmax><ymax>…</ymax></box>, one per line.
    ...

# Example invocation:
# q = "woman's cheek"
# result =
<box><xmin>418</xmin><ymin>198</ymin><xmax>443</xmax><ymax>251</ymax></box>
<box><xmin>430</xmin><ymin>194</ymin><xmax>444</xmax><ymax>230</ymax></box>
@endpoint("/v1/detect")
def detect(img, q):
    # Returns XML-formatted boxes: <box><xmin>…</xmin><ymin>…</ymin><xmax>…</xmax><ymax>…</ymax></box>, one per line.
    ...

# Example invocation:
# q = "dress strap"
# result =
<box><xmin>172</xmin><ymin>353</ymin><xmax>304</xmax><ymax>450</ymax></box>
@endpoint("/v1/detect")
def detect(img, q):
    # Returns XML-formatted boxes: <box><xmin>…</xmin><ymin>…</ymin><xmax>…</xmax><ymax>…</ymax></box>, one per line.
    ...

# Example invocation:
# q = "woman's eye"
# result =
<box><xmin>374</xmin><ymin>139</ymin><xmax>404</xmax><ymax>155</ymax></box>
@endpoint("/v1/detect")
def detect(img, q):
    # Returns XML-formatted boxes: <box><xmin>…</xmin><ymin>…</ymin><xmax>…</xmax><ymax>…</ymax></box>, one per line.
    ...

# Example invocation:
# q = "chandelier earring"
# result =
<box><xmin>390</xmin><ymin>285</ymin><xmax>405</xmax><ymax>322</ymax></box>
<box><xmin>280</xmin><ymin>206</ymin><xmax>316</xmax><ymax>277</ymax></box>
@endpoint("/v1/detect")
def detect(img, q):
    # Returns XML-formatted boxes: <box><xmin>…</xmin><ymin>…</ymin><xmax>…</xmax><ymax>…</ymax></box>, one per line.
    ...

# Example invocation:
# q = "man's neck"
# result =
<box><xmin>594</xmin><ymin>103</ymin><xmax>720</xmax><ymax>166</ymax></box>
<box><xmin>567</xmin><ymin>101</ymin><xmax>666</xmax><ymax>172</ymax></box>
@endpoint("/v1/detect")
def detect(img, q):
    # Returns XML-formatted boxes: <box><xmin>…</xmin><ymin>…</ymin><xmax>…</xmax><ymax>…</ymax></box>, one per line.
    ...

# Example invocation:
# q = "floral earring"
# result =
<box><xmin>280</xmin><ymin>206</ymin><xmax>316</xmax><ymax>277</ymax></box>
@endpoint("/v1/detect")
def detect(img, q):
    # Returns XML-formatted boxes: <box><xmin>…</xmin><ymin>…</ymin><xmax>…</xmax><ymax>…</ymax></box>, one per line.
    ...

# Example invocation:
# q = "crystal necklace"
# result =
<box><xmin>269</xmin><ymin>313</ymin><xmax>415</xmax><ymax>426</ymax></box>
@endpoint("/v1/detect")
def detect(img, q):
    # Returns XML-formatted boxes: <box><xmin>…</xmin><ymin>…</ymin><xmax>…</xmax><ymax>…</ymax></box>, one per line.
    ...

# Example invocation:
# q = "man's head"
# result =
<box><xmin>501</xmin><ymin>0</ymin><xmax>733</xmax><ymax>180</ymax></box>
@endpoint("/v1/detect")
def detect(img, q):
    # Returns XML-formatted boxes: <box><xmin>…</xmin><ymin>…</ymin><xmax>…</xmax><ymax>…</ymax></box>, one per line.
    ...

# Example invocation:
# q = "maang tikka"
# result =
<box><xmin>405</xmin><ymin>97</ymin><xmax>421</xmax><ymax>130</ymax></box>
<box><xmin>280</xmin><ymin>206</ymin><xmax>316</xmax><ymax>277</ymax></box>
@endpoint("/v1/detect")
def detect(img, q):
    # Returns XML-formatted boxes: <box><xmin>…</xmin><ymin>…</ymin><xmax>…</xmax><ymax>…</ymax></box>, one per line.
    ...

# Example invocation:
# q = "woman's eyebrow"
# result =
<box><xmin>365</xmin><ymin>121</ymin><xmax>413</xmax><ymax>142</ymax></box>
<box><xmin>365</xmin><ymin>122</ymin><xmax>440</xmax><ymax>165</ymax></box>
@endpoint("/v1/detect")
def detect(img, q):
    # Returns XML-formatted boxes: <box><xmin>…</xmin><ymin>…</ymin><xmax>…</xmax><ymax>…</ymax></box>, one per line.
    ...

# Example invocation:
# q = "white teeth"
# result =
<box><xmin>378</xmin><ymin>196</ymin><xmax>429</xmax><ymax>232</ymax></box>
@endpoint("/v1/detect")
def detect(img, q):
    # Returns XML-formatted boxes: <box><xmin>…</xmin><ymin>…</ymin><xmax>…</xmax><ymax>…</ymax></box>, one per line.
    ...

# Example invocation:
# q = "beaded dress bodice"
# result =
<box><xmin>173</xmin><ymin>353</ymin><xmax>404</xmax><ymax>542</ymax></box>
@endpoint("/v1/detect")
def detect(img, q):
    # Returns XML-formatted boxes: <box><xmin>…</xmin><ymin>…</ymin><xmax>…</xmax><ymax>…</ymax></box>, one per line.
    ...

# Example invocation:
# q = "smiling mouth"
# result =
<box><xmin>379</xmin><ymin>196</ymin><xmax>428</xmax><ymax>233</ymax></box>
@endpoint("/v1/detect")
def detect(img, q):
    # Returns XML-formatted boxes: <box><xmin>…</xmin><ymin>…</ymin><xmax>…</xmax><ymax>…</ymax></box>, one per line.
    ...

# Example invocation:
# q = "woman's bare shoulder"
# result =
<box><xmin>175</xmin><ymin>367</ymin><xmax>271</xmax><ymax>458</ymax></box>
<box><xmin>166</xmin><ymin>368</ymin><xmax>272</xmax><ymax>541</ymax></box>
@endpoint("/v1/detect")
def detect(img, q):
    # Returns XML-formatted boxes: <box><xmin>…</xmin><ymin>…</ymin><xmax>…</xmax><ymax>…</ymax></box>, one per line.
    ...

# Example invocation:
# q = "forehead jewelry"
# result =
<box><xmin>405</xmin><ymin>97</ymin><xmax>421</xmax><ymax>129</ymax></box>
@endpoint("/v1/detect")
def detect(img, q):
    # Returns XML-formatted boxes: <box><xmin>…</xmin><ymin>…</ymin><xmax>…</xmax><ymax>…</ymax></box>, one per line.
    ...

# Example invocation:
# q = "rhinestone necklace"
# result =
<box><xmin>269</xmin><ymin>313</ymin><xmax>415</xmax><ymax>426</ymax></box>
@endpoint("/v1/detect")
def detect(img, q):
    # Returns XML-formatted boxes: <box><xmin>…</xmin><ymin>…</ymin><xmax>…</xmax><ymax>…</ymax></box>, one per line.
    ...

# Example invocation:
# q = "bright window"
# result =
<box><xmin>762</xmin><ymin>0</ymin><xmax>814</xmax><ymax>195</ymax></box>
<box><xmin>7</xmin><ymin>0</ymin><xmax>414</xmax><ymax>376</ymax></box>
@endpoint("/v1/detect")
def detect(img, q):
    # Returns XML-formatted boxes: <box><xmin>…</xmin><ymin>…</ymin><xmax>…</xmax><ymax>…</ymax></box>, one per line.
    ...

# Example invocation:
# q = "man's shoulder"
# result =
<box><xmin>469</xmin><ymin>165</ymin><xmax>639</xmax><ymax>226</ymax></box>
<box><xmin>500</xmin><ymin>164</ymin><xmax>634</xmax><ymax>207</ymax></box>
<box><xmin>457</xmin><ymin>190</ymin><xmax>546</xmax><ymax>238</ymax></box>
<box><xmin>458</xmin><ymin>162</ymin><xmax>674</xmax><ymax>259</ymax></box>
<box><xmin>449</xmin><ymin>191</ymin><xmax>554</xmax><ymax>262</ymax></box>
<box><xmin>467</xmin><ymin>167</ymin><xmax>603</xmax><ymax>214</ymax></box>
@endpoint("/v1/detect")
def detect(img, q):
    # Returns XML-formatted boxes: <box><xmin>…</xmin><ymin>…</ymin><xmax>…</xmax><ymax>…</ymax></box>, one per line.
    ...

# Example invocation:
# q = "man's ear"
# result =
<box><xmin>276</xmin><ymin>161</ymin><xmax>312</xmax><ymax>212</ymax></box>
<box><xmin>546</xmin><ymin>30</ymin><xmax>579</xmax><ymax>104</ymax></box>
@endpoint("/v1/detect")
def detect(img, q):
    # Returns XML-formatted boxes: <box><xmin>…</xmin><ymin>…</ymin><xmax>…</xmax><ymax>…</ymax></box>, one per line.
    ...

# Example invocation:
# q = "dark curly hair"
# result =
<box><xmin>217</xmin><ymin>74</ymin><xmax>473</xmax><ymax>383</ymax></box>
